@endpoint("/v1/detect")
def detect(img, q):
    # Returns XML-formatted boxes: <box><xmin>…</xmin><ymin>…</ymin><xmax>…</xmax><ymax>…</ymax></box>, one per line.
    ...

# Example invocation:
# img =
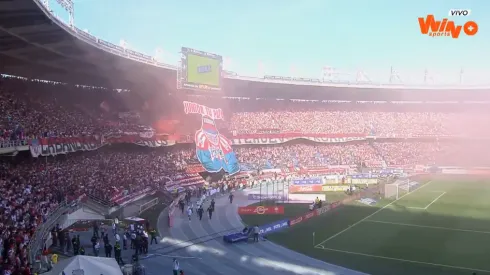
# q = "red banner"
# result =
<box><xmin>186</xmin><ymin>163</ymin><xmax>206</xmax><ymax>173</ymax></box>
<box><xmin>290</xmin><ymin>210</ymin><xmax>317</xmax><ymax>227</ymax></box>
<box><xmin>238</xmin><ymin>205</ymin><xmax>285</xmax><ymax>215</ymax></box>
<box><xmin>234</xmin><ymin>132</ymin><xmax>365</xmax><ymax>139</ymax></box>
<box><xmin>289</xmin><ymin>185</ymin><xmax>323</xmax><ymax>193</ymax></box>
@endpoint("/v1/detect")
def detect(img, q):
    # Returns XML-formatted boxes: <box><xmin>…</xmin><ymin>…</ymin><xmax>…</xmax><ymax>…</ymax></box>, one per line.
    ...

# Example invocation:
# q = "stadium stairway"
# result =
<box><xmin>82</xmin><ymin>196</ymin><xmax>112</xmax><ymax>216</ymax></box>
<box><xmin>152</xmin><ymin>191</ymin><xmax>369</xmax><ymax>275</ymax></box>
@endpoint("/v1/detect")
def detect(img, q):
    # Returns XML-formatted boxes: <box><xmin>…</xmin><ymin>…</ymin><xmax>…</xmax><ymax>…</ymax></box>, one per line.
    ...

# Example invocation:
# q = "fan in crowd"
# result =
<box><xmin>1</xmin><ymin>76</ymin><xmax>490</xmax><ymax>275</ymax></box>
<box><xmin>0</xmin><ymin>148</ymin><xmax>200</xmax><ymax>274</ymax></box>
<box><xmin>2</xmin><ymin>76</ymin><xmax>490</xmax><ymax>145</ymax></box>
<box><xmin>229</xmin><ymin>101</ymin><xmax>490</xmax><ymax>137</ymax></box>
<box><xmin>0</xmin><ymin>77</ymin><xmax>150</xmax><ymax>146</ymax></box>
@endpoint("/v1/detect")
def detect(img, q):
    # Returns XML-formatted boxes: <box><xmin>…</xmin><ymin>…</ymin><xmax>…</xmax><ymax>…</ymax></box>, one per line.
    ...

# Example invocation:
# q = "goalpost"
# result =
<box><xmin>384</xmin><ymin>178</ymin><xmax>416</xmax><ymax>200</ymax></box>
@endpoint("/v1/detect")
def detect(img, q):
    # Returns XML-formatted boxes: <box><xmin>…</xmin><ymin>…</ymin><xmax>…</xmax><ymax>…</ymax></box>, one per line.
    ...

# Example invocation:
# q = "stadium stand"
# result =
<box><xmin>1</xmin><ymin>1</ymin><xmax>490</xmax><ymax>274</ymax></box>
<box><xmin>3</xmin><ymin>75</ymin><xmax>490</xmax><ymax>274</ymax></box>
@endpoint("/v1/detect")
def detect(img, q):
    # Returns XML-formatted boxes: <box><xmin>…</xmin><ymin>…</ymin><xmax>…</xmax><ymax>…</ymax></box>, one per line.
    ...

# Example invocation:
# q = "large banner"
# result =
<box><xmin>106</xmin><ymin>134</ymin><xmax>176</xmax><ymax>147</ymax></box>
<box><xmin>29</xmin><ymin>135</ymin><xmax>175</xmax><ymax>157</ymax></box>
<box><xmin>232</xmin><ymin>135</ymin><xmax>365</xmax><ymax>145</ymax></box>
<box><xmin>29</xmin><ymin>136</ymin><xmax>103</xmax><ymax>157</ymax></box>
<box><xmin>232</xmin><ymin>133</ymin><xmax>366</xmax><ymax>145</ymax></box>
<box><xmin>183</xmin><ymin>101</ymin><xmax>240</xmax><ymax>175</ymax></box>
<box><xmin>165</xmin><ymin>174</ymin><xmax>205</xmax><ymax>193</ymax></box>
<box><xmin>238</xmin><ymin>205</ymin><xmax>285</xmax><ymax>215</ymax></box>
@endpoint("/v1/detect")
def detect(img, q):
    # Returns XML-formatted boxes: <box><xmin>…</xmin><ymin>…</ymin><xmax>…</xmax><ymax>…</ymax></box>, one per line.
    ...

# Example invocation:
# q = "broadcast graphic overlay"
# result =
<box><xmin>179</xmin><ymin>47</ymin><xmax>222</xmax><ymax>91</ymax></box>
<box><xmin>183</xmin><ymin>101</ymin><xmax>240</xmax><ymax>175</ymax></box>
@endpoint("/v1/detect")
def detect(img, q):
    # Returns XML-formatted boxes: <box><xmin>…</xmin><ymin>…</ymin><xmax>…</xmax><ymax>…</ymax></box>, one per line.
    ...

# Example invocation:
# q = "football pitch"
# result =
<box><xmin>241</xmin><ymin>179</ymin><xmax>490</xmax><ymax>275</ymax></box>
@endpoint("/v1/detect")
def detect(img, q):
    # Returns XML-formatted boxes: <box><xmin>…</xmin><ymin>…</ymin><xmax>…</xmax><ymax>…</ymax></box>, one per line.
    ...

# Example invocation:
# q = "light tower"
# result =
<box><xmin>389</xmin><ymin>67</ymin><xmax>402</xmax><ymax>84</ymax></box>
<box><xmin>356</xmin><ymin>70</ymin><xmax>372</xmax><ymax>83</ymax></box>
<box><xmin>53</xmin><ymin>0</ymin><xmax>74</xmax><ymax>27</ymax></box>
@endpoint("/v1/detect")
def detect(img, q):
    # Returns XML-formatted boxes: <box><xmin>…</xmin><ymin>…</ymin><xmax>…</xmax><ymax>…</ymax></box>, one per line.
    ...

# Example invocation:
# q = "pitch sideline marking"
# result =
<box><xmin>408</xmin><ymin>191</ymin><xmax>446</xmax><ymax>210</ymax></box>
<box><xmin>364</xmin><ymin>219</ymin><xmax>490</xmax><ymax>235</ymax></box>
<box><xmin>424</xmin><ymin>191</ymin><xmax>446</xmax><ymax>209</ymax></box>
<box><xmin>315</xmin><ymin>246</ymin><xmax>490</xmax><ymax>273</ymax></box>
<box><xmin>314</xmin><ymin>180</ymin><xmax>433</xmax><ymax>248</ymax></box>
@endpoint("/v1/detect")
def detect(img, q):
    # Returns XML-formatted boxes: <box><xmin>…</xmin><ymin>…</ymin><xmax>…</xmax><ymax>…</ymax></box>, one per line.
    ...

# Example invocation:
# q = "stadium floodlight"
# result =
<box><xmin>384</xmin><ymin>178</ymin><xmax>413</xmax><ymax>200</ymax></box>
<box><xmin>54</xmin><ymin>0</ymin><xmax>74</xmax><ymax>26</ymax></box>
<box><xmin>356</xmin><ymin>70</ymin><xmax>372</xmax><ymax>83</ymax></box>
<box><xmin>154</xmin><ymin>48</ymin><xmax>163</xmax><ymax>61</ymax></box>
<box><xmin>389</xmin><ymin>66</ymin><xmax>403</xmax><ymax>84</ymax></box>
<box><xmin>120</xmin><ymin>40</ymin><xmax>129</xmax><ymax>49</ymax></box>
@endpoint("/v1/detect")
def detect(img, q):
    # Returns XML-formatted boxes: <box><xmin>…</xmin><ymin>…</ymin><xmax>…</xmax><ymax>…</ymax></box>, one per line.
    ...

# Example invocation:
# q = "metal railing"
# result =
<box><xmin>0</xmin><ymin>140</ymin><xmax>28</xmax><ymax>148</ymax></box>
<box><xmin>86</xmin><ymin>193</ymin><xmax>115</xmax><ymax>207</ymax></box>
<box><xmin>27</xmin><ymin>201</ymin><xmax>78</xmax><ymax>265</ymax></box>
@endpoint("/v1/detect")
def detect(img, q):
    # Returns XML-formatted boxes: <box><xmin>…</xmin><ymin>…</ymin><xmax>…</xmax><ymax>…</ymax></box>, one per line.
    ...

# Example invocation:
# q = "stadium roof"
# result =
<box><xmin>1</xmin><ymin>0</ymin><xmax>490</xmax><ymax>101</ymax></box>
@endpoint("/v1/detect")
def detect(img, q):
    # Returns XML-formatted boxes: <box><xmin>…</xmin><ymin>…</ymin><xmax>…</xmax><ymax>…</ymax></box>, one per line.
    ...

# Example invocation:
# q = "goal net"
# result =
<box><xmin>384</xmin><ymin>178</ymin><xmax>418</xmax><ymax>200</ymax></box>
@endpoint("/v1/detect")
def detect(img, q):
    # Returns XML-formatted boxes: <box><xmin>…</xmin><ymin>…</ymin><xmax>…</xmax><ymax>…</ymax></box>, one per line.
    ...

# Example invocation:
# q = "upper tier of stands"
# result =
<box><xmin>2</xmin><ymin>77</ymin><xmax>490</xmax><ymax>145</ymax></box>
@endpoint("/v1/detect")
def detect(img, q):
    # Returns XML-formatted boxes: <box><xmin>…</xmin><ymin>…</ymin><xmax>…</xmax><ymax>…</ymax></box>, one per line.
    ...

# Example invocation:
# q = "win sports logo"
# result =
<box><xmin>418</xmin><ymin>10</ymin><xmax>478</xmax><ymax>39</ymax></box>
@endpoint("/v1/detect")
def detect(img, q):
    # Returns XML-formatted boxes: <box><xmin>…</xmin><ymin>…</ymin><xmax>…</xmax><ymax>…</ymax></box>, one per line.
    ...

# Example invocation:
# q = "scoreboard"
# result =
<box><xmin>178</xmin><ymin>47</ymin><xmax>222</xmax><ymax>91</ymax></box>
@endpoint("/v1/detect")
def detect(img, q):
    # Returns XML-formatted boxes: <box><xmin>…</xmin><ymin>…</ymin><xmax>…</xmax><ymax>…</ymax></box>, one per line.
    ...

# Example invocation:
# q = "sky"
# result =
<box><xmin>50</xmin><ymin>0</ymin><xmax>490</xmax><ymax>85</ymax></box>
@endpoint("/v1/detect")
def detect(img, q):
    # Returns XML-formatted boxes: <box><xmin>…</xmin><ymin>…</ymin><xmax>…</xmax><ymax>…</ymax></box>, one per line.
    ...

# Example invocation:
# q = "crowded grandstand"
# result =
<box><xmin>0</xmin><ymin>0</ymin><xmax>488</xmax><ymax>275</ymax></box>
<box><xmin>2</xmin><ymin>74</ymin><xmax>490</xmax><ymax>274</ymax></box>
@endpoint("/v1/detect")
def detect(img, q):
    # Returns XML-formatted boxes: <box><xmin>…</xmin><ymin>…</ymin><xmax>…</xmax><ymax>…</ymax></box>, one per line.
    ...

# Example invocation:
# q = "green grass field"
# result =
<box><xmin>241</xmin><ymin>179</ymin><xmax>490</xmax><ymax>275</ymax></box>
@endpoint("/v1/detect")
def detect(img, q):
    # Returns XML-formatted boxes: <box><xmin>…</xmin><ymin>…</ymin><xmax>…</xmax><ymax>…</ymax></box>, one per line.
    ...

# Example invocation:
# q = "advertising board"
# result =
<box><xmin>289</xmin><ymin>210</ymin><xmax>317</xmax><ymax>227</ymax></box>
<box><xmin>289</xmin><ymin>185</ymin><xmax>322</xmax><ymax>193</ymax></box>
<box><xmin>322</xmin><ymin>185</ymin><xmax>350</xmax><ymax>192</ymax></box>
<box><xmin>288</xmin><ymin>193</ymin><xmax>325</xmax><ymax>202</ymax></box>
<box><xmin>258</xmin><ymin>219</ymin><xmax>290</xmax><ymax>235</ymax></box>
<box><xmin>238</xmin><ymin>205</ymin><xmax>285</xmax><ymax>215</ymax></box>
<box><xmin>248</xmin><ymin>194</ymin><xmax>285</xmax><ymax>200</ymax></box>
<box><xmin>349</xmin><ymin>178</ymin><xmax>378</xmax><ymax>184</ymax></box>
<box><xmin>324</xmin><ymin>178</ymin><xmax>341</xmax><ymax>185</ymax></box>
<box><xmin>292</xmin><ymin>178</ymin><xmax>322</xmax><ymax>185</ymax></box>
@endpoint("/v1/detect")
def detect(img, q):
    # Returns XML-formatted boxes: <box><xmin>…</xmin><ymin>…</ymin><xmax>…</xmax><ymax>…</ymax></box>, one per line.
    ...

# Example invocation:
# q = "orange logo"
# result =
<box><xmin>418</xmin><ymin>14</ymin><xmax>478</xmax><ymax>38</ymax></box>
<box><xmin>254</xmin><ymin>206</ymin><xmax>267</xmax><ymax>215</ymax></box>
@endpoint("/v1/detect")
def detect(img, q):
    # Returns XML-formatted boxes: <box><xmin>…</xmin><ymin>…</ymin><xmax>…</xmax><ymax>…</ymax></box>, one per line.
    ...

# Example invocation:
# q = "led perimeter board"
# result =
<box><xmin>180</xmin><ymin>47</ymin><xmax>222</xmax><ymax>91</ymax></box>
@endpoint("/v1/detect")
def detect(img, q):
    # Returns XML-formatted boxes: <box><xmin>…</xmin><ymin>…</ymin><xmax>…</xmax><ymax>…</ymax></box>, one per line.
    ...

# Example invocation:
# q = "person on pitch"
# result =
<box><xmin>197</xmin><ymin>205</ymin><xmax>204</xmax><ymax>220</ymax></box>
<box><xmin>207</xmin><ymin>205</ymin><xmax>213</xmax><ymax>220</ymax></box>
